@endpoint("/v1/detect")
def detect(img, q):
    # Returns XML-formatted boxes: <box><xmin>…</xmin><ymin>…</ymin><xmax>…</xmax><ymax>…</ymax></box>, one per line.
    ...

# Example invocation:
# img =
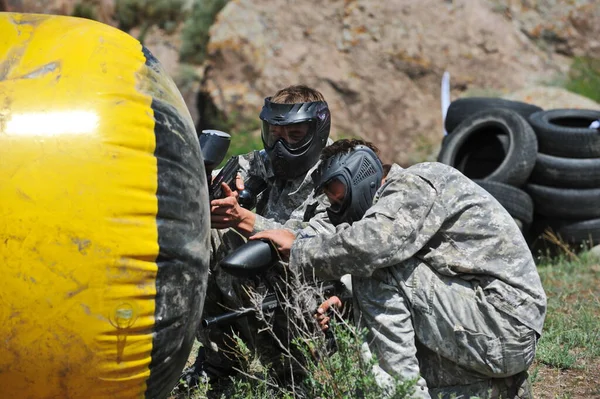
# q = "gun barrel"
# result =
<box><xmin>201</xmin><ymin>296</ymin><xmax>279</xmax><ymax>328</ymax></box>
<box><xmin>201</xmin><ymin>308</ymin><xmax>254</xmax><ymax>328</ymax></box>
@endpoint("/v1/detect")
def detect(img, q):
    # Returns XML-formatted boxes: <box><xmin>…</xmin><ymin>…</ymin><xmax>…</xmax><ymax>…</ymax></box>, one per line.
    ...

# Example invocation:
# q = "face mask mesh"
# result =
<box><xmin>352</xmin><ymin>157</ymin><xmax>378</xmax><ymax>185</ymax></box>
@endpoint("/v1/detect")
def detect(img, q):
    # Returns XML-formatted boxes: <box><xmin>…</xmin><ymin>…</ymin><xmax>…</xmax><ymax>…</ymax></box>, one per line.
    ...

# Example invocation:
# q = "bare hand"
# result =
<box><xmin>315</xmin><ymin>296</ymin><xmax>342</xmax><ymax>332</ymax></box>
<box><xmin>211</xmin><ymin>176</ymin><xmax>250</xmax><ymax>229</ymax></box>
<box><xmin>250</xmin><ymin>229</ymin><xmax>296</xmax><ymax>260</ymax></box>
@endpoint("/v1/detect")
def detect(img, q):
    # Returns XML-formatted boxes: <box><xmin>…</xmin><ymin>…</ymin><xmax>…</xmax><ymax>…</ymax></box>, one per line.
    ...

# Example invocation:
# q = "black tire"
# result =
<box><xmin>529</xmin><ymin>152</ymin><xmax>600</xmax><ymax>188</ymax></box>
<box><xmin>556</xmin><ymin>218</ymin><xmax>600</xmax><ymax>246</ymax></box>
<box><xmin>525</xmin><ymin>183</ymin><xmax>600</xmax><ymax>219</ymax></box>
<box><xmin>445</xmin><ymin>97</ymin><xmax>543</xmax><ymax>134</ymax></box>
<box><xmin>438</xmin><ymin>109</ymin><xmax>538</xmax><ymax>187</ymax></box>
<box><xmin>528</xmin><ymin>109</ymin><xmax>600</xmax><ymax>158</ymax></box>
<box><xmin>531</xmin><ymin>215</ymin><xmax>600</xmax><ymax>247</ymax></box>
<box><xmin>473</xmin><ymin>180</ymin><xmax>534</xmax><ymax>226</ymax></box>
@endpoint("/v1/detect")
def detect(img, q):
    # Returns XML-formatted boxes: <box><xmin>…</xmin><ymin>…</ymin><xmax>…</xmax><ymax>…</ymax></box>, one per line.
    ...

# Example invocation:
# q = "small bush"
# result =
<box><xmin>294</xmin><ymin>324</ymin><xmax>416</xmax><ymax>398</ymax></box>
<box><xmin>115</xmin><ymin>0</ymin><xmax>188</xmax><ymax>43</ymax></box>
<box><xmin>180</xmin><ymin>0</ymin><xmax>229</xmax><ymax>64</ymax></box>
<box><xmin>564</xmin><ymin>57</ymin><xmax>600</xmax><ymax>103</ymax></box>
<box><xmin>170</xmin><ymin>277</ymin><xmax>416</xmax><ymax>399</ymax></box>
<box><xmin>200</xmin><ymin>322</ymin><xmax>416</xmax><ymax>398</ymax></box>
<box><xmin>72</xmin><ymin>1</ymin><xmax>97</xmax><ymax>20</ymax></box>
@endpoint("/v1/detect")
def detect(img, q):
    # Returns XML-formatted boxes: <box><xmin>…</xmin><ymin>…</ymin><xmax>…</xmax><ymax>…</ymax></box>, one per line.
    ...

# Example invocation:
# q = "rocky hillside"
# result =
<box><xmin>203</xmin><ymin>0</ymin><xmax>600</xmax><ymax>164</ymax></box>
<box><xmin>2</xmin><ymin>0</ymin><xmax>599</xmax><ymax>164</ymax></box>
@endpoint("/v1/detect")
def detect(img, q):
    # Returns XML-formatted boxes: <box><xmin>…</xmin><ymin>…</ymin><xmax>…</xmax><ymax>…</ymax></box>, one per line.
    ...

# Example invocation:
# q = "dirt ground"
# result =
<box><xmin>532</xmin><ymin>360</ymin><xmax>600</xmax><ymax>398</ymax></box>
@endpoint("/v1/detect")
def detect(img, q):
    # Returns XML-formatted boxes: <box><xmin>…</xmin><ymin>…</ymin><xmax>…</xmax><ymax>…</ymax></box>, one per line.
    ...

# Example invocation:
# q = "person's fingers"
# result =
<box><xmin>211</xmin><ymin>196</ymin><xmax>238</xmax><ymax>208</ymax></box>
<box><xmin>315</xmin><ymin>297</ymin><xmax>342</xmax><ymax>333</ymax></box>
<box><xmin>210</xmin><ymin>199</ymin><xmax>229</xmax><ymax>208</ymax></box>
<box><xmin>318</xmin><ymin>296</ymin><xmax>342</xmax><ymax>314</ymax></box>
<box><xmin>210</xmin><ymin>203</ymin><xmax>236</xmax><ymax>213</ymax></box>
<box><xmin>250</xmin><ymin>231</ymin><xmax>274</xmax><ymax>241</ymax></box>
<box><xmin>210</xmin><ymin>209</ymin><xmax>232</xmax><ymax>219</ymax></box>
<box><xmin>210</xmin><ymin>205</ymin><xmax>224</xmax><ymax>214</ymax></box>
<box><xmin>235</xmin><ymin>173</ymin><xmax>244</xmax><ymax>191</ymax></box>
<box><xmin>222</xmin><ymin>182</ymin><xmax>234</xmax><ymax>197</ymax></box>
<box><xmin>329</xmin><ymin>296</ymin><xmax>342</xmax><ymax>309</ymax></box>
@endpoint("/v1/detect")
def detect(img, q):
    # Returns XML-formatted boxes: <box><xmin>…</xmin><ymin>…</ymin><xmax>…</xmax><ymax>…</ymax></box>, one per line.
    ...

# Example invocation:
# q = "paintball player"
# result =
<box><xmin>184</xmin><ymin>85</ymin><xmax>336</xmax><ymax>389</ymax></box>
<box><xmin>252</xmin><ymin>139</ymin><xmax>547</xmax><ymax>399</ymax></box>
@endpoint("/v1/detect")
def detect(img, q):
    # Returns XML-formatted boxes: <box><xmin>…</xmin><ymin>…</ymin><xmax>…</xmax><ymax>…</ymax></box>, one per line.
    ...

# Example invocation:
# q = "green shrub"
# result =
<box><xmin>224</xmin><ymin>130</ymin><xmax>264</xmax><ymax>162</ymax></box>
<box><xmin>170</xmin><ymin>280</ymin><xmax>416</xmax><ymax>399</ymax></box>
<box><xmin>180</xmin><ymin>0</ymin><xmax>229</xmax><ymax>64</ymax></box>
<box><xmin>564</xmin><ymin>57</ymin><xmax>600</xmax><ymax>103</ymax></box>
<box><xmin>115</xmin><ymin>0</ymin><xmax>188</xmax><ymax>43</ymax></box>
<box><xmin>72</xmin><ymin>1</ymin><xmax>97</xmax><ymax>20</ymax></box>
<box><xmin>293</xmin><ymin>323</ymin><xmax>416</xmax><ymax>399</ymax></box>
<box><xmin>193</xmin><ymin>322</ymin><xmax>416</xmax><ymax>398</ymax></box>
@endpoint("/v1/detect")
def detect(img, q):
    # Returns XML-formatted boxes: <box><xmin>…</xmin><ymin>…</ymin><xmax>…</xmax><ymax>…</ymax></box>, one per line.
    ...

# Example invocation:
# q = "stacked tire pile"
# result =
<box><xmin>438</xmin><ymin>97</ymin><xmax>600</xmax><ymax>250</ymax></box>
<box><xmin>526</xmin><ymin>109</ymin><xmax>600</xmax><ymax>249</ymax></box>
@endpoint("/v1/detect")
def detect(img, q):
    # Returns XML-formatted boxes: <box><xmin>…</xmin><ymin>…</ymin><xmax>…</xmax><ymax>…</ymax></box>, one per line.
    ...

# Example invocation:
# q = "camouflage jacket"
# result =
<box><xmin>237</xmin><ymin>149</ymin><xmax>334</xmax><ymax>235</ymax></box>
<box><xmin>291</xmin><ymin>162</ymin><xmax>547</xmax><ymax>334</ymax></box>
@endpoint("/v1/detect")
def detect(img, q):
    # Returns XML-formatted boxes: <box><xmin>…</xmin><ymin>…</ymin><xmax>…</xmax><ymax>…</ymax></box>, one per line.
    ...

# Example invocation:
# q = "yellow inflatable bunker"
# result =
<box><xmin>0</xmin><ymin>13</ymin><xmax>210</xmax><ymax>398</ymax></box>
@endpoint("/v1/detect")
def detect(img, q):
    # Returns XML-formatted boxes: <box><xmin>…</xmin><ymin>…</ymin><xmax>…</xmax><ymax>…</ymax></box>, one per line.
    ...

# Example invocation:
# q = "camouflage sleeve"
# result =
<box><xmin>289</xmin><ymin>172</ymin><xmax>444</xmax><ymax>280</ymax></box>
<box><xmin>285</xmin><ymin>191</ymin><xmax>335</xmax><ymax>236</ymax></box>
<box><xmin>251</xmin><ymin>191</ymin><xmax>335</xmax><ymax>236</ymax></box>
<box><xmin>251</xmin><ymin>213</ymin><xmax>285</xmax><ymax>233</ymax></box>
<box><xmin>236</xmin><ymin>151</ymin><xmax>256</xmax><ymax>180</ymax></box>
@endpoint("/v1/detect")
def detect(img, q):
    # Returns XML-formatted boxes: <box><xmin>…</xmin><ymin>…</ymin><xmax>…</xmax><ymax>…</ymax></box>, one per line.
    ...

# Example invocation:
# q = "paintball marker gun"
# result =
<box><xmin>199</xmin><ymin>129</ymin><xmax>268</xmax><ymax>207</ymax></box>
<box><xmin>198</xmin><ymin>130</ymin><xmax>237</xmax><ymax>201</ymax></box>
<box><xmin>201</xmin><ymin>279</ymin><xmax>348</xmax><ymax>328</ymax></box>
<box><xmin>199</xmin><ymin>129</ymin><xmax>231</xmax><ymax>174</ymax></box>
<box><xmin>199</xmin><ymin>129</ymin><xmax>238</xmax><ymax>201</ymax></box>
<box><xmin>209</xmin><ymin>155</ymin><xmax>240</xmax><ymax>201</ymax></box>
<box><xmin>201</xmin><ymin>239</ymin><xmax>351</xmax><ymax>328</ymax></box>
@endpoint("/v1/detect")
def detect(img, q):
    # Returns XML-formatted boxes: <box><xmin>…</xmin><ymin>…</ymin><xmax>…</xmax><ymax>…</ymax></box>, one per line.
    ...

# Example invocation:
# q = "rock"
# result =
<box><xmin>136</xmin><ymin>25</ymin><xmax>203</xmax><ymax>126</ymax></box>
<box><xmin>504</xmin><ymin>86</ymin><xmax>600</xmax><ymax>111</ymax></box>
<box><xmin>202</xmin><ymin>0</ymin><xmax>569</xmax><ymax>165</ymax></box>
<box><xmin>497</xmin><ymin>0</ymin><xmax>600</xmax><ymax>57</ymax></box>
<box><xmin>133</xmin><ymin>25</ymin><xmax>184</xmax><ymax>81</ymax></box>
<box><xmin>2</xmin><ymin>0</ymin><xmax>78</xmax><ymax>15</ymax></box>
<box><xmin>2</xmin><ymin>0</ymin><xmax>116</xmax><ymax>25</ymax></box>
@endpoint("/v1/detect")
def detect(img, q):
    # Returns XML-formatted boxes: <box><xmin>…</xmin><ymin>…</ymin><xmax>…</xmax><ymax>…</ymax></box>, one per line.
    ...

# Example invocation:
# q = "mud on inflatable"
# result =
<box><xmin>0</xmin><ymin>13</ymin><xmax>210</xmax><ymax>398</ymax></box>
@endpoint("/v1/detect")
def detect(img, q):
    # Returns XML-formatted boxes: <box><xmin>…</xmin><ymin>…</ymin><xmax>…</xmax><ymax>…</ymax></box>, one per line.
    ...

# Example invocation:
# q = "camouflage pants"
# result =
<box><xmin>354</xmin><ymin>260</ymin><xmax>538</xmax><ymax>398</ymax></box>
<box><xmin>196</xmin><ymin>228</ymin><xmax>316</xmax><ymax>383</ymax></box>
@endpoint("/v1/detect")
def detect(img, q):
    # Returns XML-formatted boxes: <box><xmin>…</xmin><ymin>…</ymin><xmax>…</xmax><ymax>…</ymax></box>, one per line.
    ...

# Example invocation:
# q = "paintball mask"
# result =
<box><xmin>259</xmin><ymin>97</ymin><xmax>330</xmax><ymax>179</ymax></box>
<box><xmin>315</xmin><ymin>145</ymin><xmax>384</xmax><ymax>226</ymax></box>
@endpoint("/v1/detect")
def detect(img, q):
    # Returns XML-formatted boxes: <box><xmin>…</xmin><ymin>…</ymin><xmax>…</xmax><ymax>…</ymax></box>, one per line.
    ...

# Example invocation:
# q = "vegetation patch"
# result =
<box><xmin>171</xmin><ymin>323</ymin><xmax>416</xmax><ymax>399</ymax></box>
<box><xmin>531</xmin><ymin>249</ymin><xmax>600</xmax><ymax>398</ymax></box>
<box><xmin>180</xmin><ymin>0</ymin><xmax>229</xmax><ymax>64</ymax></box>
<box><xmin>564</xmin><ymin>57</ymin><xmax>600</xmax><ymax>104</ymax></box>
<box><xmin>115</xmin><ymin>0</ymin><xmax>188</xmax><ymax>43</ymax></box>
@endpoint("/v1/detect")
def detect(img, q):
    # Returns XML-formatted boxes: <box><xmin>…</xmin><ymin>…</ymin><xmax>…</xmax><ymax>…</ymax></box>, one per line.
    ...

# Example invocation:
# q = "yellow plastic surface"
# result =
<box><xmin>0</xmin><ymin>13</ymin><xmax>163</xmax><ymax>398</ymax></box>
